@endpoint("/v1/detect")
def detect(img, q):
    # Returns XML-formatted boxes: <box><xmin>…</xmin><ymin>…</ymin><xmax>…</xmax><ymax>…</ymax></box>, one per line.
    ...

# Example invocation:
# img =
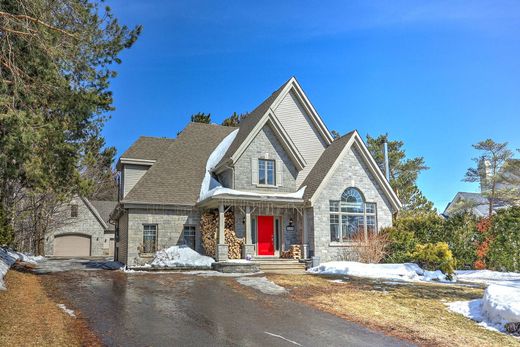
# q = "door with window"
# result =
<box><xmin>257</xmin><ymin>216</ymin><xmax>274</xmax><ymax>255</ymax></box>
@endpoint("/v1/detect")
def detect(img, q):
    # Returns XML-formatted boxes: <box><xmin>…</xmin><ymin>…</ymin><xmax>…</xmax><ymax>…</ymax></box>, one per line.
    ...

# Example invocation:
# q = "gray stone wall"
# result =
<box><xmin>125</xmin><ymin>207</ymin><xmax>201</xmax><ymax>267</ymax></box>
<box><xmin>311</xmin><ymin>144</ymin><xmax>395</xmax><ymax>262</ymax></box>
<box><xmin>44</xmin><ymin>197</ymin><xmax>105</xmax><ymax>256</ymax></box>
<box><xmin>233</xmin><ymin>124</ymin><xmax>298</xmax><ymax>193</ymax></box>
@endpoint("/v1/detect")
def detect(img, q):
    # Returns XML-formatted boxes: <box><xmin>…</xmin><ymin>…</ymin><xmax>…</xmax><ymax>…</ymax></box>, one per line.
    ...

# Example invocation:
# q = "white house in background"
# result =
<box><xmin>112</xmin><ymin>77</ymin><xmax>401</xmax><ymax>267</ymax></box>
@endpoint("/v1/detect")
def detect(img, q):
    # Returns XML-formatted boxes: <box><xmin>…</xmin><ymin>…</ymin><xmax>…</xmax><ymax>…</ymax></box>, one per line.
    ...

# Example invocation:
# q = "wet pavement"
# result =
<box><xmin>40</xmin><ymin>267</ymin><xmax>414</xmax><ymax>347</ymax></box>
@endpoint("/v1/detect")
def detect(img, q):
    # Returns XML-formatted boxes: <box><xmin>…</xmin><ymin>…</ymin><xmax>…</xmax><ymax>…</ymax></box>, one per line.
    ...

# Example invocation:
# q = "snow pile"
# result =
<box><xmin>456</xmin><ymin>270</ymin><xmax>520</xmax><ymax>288</ymax></box>
<box><xmin>199</xmin><ymin>129</ymin><xmax>238</xmax><ymax>201</ymax></box>
<box><xmin>448</xmin><ymin>284</ymin><xmax>520</xmax><ymax>332</ymax></box>
<box><xmin>236</xmin><ymin>276</ymin><xmax>287</xmax><ymax>295</ymax></box>
<box><xmin>57</xmin><ymin>303</ymin><xmax>76</xmax><ymax>318</ymax></box>
<box><xmin>150</xmin><ymin>245</ymin><xmax>214</xmax><ymax>268</ymax></box>
<box><xmin>1</xmin><ymin>247</ymin><xmax>44</xmax><ymax>290</ymax></box>
<box><xmin>308</xmin><ymin>261</ymin><xmax>452</xmax><ymax>282</ymax></box>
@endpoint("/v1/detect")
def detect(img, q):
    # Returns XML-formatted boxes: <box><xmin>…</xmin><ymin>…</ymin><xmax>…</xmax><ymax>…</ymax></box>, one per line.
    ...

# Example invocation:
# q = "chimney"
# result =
<box><xmin>383</xmin><ymin>142</ymin><xmax>390</xmax><ymax>182</ymax></box>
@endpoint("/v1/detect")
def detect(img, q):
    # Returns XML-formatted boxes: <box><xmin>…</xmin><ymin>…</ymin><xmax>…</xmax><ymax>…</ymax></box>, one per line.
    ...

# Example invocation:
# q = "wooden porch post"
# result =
<box><xmin>303</xmin><ymin>208</ymin><xmax>309</xmax><ymax>259</ymax></box>
<box><xmin>217</xmin><ymin>202</ymin><xmax>228</xmax><ymax>261</ymax></box>
<box><xmin>245</xmin><ymin>206</ymin><xmax>252</xmax><ymax>244</ymax></box>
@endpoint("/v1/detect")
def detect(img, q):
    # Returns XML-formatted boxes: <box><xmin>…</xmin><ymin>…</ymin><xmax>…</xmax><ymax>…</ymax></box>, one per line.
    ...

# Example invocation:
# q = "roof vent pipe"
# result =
<box><xmin>383</xmin><ymin>142</ymin><xmax>390</xmax><ymax>182</ymax></box>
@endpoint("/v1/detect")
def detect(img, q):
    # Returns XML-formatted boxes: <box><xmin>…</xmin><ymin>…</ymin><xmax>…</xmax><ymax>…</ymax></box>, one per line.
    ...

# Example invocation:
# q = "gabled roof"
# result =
<box><xmin>215</xmin><ymin>76</ymin><xmax>333</xmax><ymax>171</ymax></box>
<box><xmin>89</xmin><ymin>200</ymin><xmax>118</xmax><ymax>231</ymax></box>
<box><xmin>122</xmin><ymin>122</ymin><xmax>236</xmax><ymax>206</ymax></box>
<box><xmin>301</xmin><ymin>131</ymin><xmax>402</xmax><ymax>211</ymax></box>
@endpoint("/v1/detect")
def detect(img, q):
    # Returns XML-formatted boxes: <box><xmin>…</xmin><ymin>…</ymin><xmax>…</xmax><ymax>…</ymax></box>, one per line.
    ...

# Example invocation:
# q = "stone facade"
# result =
<box><xmin>311</xmin><ymin>144</ymin><xmax>394</xmax><ymax>262</ymax></box>
<box><xmin>124</xmin><ymin>207</ymin><xmax>201</xmax><ymax>267</ymax></box>
<box><xmin>44</xmin><ymin>198</ymin><xmax>107</xmax><ymax>256</ymax></box>
<box><xmin>233</xmin><ymin>124</ymin><xmax>298</xmax><ymax>193</ymax></box>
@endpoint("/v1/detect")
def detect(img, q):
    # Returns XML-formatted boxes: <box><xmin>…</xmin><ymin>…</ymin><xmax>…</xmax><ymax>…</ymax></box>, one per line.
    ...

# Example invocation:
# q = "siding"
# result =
<box><xmin>118</xmin><ymin>212</ymin><xmax>128</xmax><ymax>264</ymax></box>
<box><xmin>123</xmin><ymin>164</ymin><xmax>149</xmax><ymax>197</ymax></box>
<box><xmin>274</xmin><ymin>90</ymin><xmax>327</xmax><ymax>187</ymax></box>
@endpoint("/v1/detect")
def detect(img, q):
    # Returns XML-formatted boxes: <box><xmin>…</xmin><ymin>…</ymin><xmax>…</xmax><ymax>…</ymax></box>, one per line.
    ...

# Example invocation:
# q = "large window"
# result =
<box><xmin>258</xmin><ymin>159</ymin><xmax>275</xmax><ymax>185</ymax></box>
<box><xmin>143</xmin><ymin>224</ymin><xmax>157</xmax><ymax>253</ymax></box>
<box><xmin>330</xmin><ymin>187</ymin><xmax>377</xmax><ymax>242</ymax></box>
<box><xmin>183</xmin><ymin>225</ymin><xmax>196</xmax><ymax>249</ymax></box>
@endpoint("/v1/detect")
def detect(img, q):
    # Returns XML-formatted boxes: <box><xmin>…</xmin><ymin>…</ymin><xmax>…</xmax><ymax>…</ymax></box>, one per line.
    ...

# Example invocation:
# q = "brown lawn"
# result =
<box><xmin>0</xmin><ymin>269</ymin><xmax>100</xmax><ymax>347</ymax></box>
<box><xmin>269</xmin><ymin>274</ymin><xmax>520</xmax><ymax>347</ymax></box>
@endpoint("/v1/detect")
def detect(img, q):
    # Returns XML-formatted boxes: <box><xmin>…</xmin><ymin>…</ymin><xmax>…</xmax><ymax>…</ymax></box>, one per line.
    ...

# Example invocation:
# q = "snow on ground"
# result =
<box><xmin>0</xmin><ymin>247</ymin><xmax>44</xmax><ymax>290</ymax></box>
<box><xmin>236</xmin><ymin>276</ymin><xmax>287</xmax><ymax>295</ymax></box>
<box><xmin>455</xmin><ymin>270</ymin><xmax>520</xmax><ymax>288</ymax></box>
<box><xmin>448</xmin><ymin>284</ymin><xmax>520</xmax><ymax>333</ymax></box>
<box><xmin>150</xmin><ymin>245</ymin><xmax>214</xmax><ymax>268</ymax></box>
<box><xmin>308</xmin><ymin>261</ymin><xmax>451</xmax><ymax>283</ymax></box>
<box><xmin>57</xmin><ymin>303</ymin><xmax>76</xmax><ymax>318</ymax></box>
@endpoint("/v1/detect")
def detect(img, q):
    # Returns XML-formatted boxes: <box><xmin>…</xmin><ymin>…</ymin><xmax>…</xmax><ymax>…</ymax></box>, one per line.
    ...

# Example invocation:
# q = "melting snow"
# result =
<box><xmin>1</xmin><ymin>247</ymin><xmax>44</xmax><ymax>290</ymax></box>
<box><xmin>236</xmin><ymin>276</ymin><xmax>287</xmax><ymax>295</ymax></box>
<box><xmin>150</xmin><ymin>245</ymin><xmax>214</xmax><ymax>268</ymax></box>
<box><xmin>57</xmin><ymin>303</ymin><xmax>76</xmax><ymax>318</ymax></box>
<box><xmin>455</xmin><ymin>270</ymin><xmax>520</xmax><ymax>288</ymax></box>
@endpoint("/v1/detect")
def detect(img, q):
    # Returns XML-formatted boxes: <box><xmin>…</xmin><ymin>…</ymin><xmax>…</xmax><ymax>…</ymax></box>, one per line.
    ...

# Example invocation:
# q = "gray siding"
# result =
<box><xmin>274</xmin><ymin>90</ymin><xmax>327</xmax><ymax>187</ymax></box>
<box><xmin>218</xmin><ymin>168</ymin><xmax>234</xmax><ymax>188</ymax></box>
<box><xmin>234</xmin><ymin>124</ymin><xmax>298</xmax><ymax>193</ymax></box>
<box><xmin>123</xmin><ymin>164</ymin><xmax>149</xmax><ymax>197</ymax></box>
<box><xmin>125</xmin><ymin>208</ymin><xmax>201</xmax><ymax>267</ymax></box>
<box><xmin>311</xmin><ymin>144</ymin><xmax>394</xmax><ymax>262</ymax></box>
<box><xmin>44</xmin><ymin>198</ymin><xmax>105</xmax><ymax>256</ymax></box>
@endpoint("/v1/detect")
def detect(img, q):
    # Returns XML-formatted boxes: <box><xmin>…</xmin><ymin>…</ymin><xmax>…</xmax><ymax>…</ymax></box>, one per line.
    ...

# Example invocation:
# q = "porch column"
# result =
<box><xmin>216</xmin><ymin>202</ymin><xmax>228</xmax><ymax>261</ymax></box>
<box><xmin>302</xmin><ymin>208</ymin><xmax>309</xmax><ymax>259</ymax></box>
<box><xmin>242</xmin><ymin>206</ymin><xmax>255</xmax><ymax>259</ymax></box>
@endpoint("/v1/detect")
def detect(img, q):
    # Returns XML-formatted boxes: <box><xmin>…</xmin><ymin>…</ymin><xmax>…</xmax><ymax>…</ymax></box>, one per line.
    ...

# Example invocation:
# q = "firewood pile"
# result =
<box><xmin>280</xmin><ymin>244</ymin><xmax>302</xmax><ymax>260</ymax></box>
<box><xmin>200</xmin><ymin>210</ymin><xmax>244</xmax><ymax>259</ymax></box>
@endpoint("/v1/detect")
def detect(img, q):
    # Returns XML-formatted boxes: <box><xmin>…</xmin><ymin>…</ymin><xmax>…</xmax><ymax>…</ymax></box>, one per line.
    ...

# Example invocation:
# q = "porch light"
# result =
<box><xmin>289</xmin><ymin>218</ymin><xmax>293</xmax><ymax>226</ymax></box>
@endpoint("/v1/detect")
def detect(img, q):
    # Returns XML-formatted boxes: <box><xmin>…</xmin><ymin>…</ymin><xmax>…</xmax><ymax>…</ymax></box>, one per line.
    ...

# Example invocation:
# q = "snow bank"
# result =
<box><xmin>308</xmin><ymin>261</ymin><xmax>452</xmax><ymax>282</ymax></box>
<box><xmin>456</xmin><ymin>270</ymin><xmax>520</xmax><ymax>288</ymax></box>
<box><xmin>0</xmin><ymin>247</ymin><xmax>44</xmax><ymax>290</ymax></box>
<box><xmin>202</xmin><ymin>186</ymin><xmax>306</xmax><ymax>201</ymax></box>
<box><xmin>150</xmin><ymin>245</ymin><xmax>214</xmax><ymax>268</ymax></box>
<box><xmin>199</xmin><ymin>129</ymin><xmax>238</xmax><ymax>201</ymax></box>
<box><xmin>448</xmin><ymin>284</ymin><xmax>520</xmax><ymax>333</ymax></box>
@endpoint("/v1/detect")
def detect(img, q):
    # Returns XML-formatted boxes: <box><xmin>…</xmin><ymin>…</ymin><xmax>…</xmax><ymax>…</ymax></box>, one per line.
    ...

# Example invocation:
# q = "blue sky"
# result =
<box><xmin>104</xmin><ymin>0</ymin><xmax>520</xmax><ymax>211</ymax></box>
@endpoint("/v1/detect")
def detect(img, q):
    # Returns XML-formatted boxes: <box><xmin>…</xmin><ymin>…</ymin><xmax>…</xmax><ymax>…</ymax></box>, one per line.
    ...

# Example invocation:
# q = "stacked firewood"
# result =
<box><xmin>200</xmin><ymin>210</ymin><xmax>244</xmax><ymax>259</ymax></box>
<box><xmin>280</xmin><ymin>244</ymin><xmax>302</xmax><ymax>259</ymax></box>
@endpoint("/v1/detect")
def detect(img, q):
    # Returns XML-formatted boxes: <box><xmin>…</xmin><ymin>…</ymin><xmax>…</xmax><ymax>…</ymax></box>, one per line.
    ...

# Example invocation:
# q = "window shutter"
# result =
<box><xmin>276</xmin><ymin>159</ymin><xmax>283</xmax><ymax>186</ymax></box>
<box><xmin>251</xmin><ymin>158</ymin><xmax>258</xmax><ymax>185</ymax></box>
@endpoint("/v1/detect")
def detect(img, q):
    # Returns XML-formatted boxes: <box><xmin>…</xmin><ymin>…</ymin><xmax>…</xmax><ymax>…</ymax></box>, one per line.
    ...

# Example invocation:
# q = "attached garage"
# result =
<box><xmin>53</xmin><ymin>234</ymin><xmax>91</xmax><ymax>257</ymax></box>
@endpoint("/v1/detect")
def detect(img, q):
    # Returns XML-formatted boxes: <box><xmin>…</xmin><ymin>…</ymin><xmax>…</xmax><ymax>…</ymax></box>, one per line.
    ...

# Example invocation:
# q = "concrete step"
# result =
<box><xmin>253</xmin><ymin>258</ymin><xmax>306</xmax><ymax>273</ymax></box>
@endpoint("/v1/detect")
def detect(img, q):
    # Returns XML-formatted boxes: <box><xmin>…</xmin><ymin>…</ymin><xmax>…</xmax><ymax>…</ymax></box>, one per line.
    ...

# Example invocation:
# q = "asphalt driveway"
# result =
<box><xmin>38</xmin><ymin>262</ymin><xmax>413</xmax><ymax>347</ymax></box>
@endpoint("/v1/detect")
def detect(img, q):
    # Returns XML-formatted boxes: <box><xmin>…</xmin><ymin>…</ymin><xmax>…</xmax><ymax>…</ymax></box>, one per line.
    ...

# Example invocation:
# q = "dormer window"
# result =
<box><xmin>259</xmin><ymin>159</ymin><xmax>275</xmax><ymax>185</ymax></box>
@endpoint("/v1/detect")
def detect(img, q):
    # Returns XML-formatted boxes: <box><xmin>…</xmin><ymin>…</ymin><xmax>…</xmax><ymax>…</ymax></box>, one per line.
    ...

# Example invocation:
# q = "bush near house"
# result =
<box><xmin>410</xmin><ymin>242</ymin><xmax>456</xmax><ymax>276</ymax></box>
<box><xmin>383</xmin><ymin>207</ymin><xmax>520</xmax><ymax>272</ymax></box>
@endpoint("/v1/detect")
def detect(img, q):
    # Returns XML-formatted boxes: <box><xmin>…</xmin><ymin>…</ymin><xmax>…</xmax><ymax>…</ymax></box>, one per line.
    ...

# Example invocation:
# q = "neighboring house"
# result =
<box><xmin>443</xmin><ymin>160</ymin><xmax>520</xmax><ymax>218</ymax></box>
<box><xmin>44</xmin><ymin>197</ymin><xmax>117</xmax><ymax>257</ymax></box>
<box><xmin>112</xmin><ymin>77</ymin><xmax>401</xmax><ymax>267</ymax></box>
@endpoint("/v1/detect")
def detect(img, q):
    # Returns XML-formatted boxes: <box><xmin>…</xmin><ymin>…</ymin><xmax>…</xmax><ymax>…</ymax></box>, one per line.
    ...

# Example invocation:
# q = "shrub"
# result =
<box><xmin>486</xmin><ymin>207</ymin><xmax>520</xmax><ymax>272</ymax></box>
<box><xmin>349</xmin><ymin>231</ymin><xmax>390</xmax><ymax>263</ymax></box>
<box><xmin>410</xmin><ymin>242</ymin><xmax>456</xmax><ymax>276</ymax></box>
<box><xmin>440</xmin><ymin>212</ymin><xmax>481</xmax><ymax>269</ymax></box>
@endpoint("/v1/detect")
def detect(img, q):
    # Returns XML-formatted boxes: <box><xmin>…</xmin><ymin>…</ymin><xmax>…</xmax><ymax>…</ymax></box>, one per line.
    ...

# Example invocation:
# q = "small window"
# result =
<box><xmin>258</xmin><ymin>159</ymin><xmax>275</xmax><ymax>185</ymax></box>
<box><xmin>70</xmin><ymin>204</ymin><xmax>78</xmax><ymax>218</ymax></box>
<box><xmin>143</xmin><ymin>224</ymin><xmax>157</xmax><ymax>253</ymax></box>
<box><xmin>183</xmin><ymin>225</ymin><xmax>196</xmax><ymax>249</ymax></box>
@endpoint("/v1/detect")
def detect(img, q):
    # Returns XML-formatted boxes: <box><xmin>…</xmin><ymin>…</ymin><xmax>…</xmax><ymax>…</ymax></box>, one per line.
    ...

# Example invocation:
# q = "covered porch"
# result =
<box><xmin>197</xmin><ymin>193</ymin><xmax>311</xmax><ymax>262</ymax></box>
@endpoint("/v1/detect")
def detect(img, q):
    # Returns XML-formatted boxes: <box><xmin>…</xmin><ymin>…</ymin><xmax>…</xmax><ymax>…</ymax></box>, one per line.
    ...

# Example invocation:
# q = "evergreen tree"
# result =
<box><xmin>221</xmin><ymin>112</ymin><xmax>246</xmax><ymax>127</ymax></box>
<box><xmin>366</xmin><ymin>134</ymin><xmax>434</xmax><ymax>213</ymax></box>
<box><xmin>331</xmin><ymin>130</ymin><xmax>341</xmax><ymax>140</ymax></box>
<box><xmin>0</xmin><ymin>0</ymin><xmax>140</xmax><ymax>246</ymax></box>
<box><xmin>191</xmin><ymin>112</ymin><xmax>212</xmax><ymax>124</ymax></box>
<box><xmin>464</xmin><ymin>139</ymin><xmax>520</xmax><ymax>216</ymax></box>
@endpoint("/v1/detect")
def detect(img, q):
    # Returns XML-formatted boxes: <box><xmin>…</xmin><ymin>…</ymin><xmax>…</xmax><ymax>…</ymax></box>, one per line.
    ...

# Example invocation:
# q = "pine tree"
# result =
<box><xmin>366</xmin><ymin>134</ymin><xmax>434</xmax><ymax>213</ymax></box>
<box><xmin>221</xmin><ymin>112</ymin><xmax>246</xmax><ymax>127</ymax></box>
<box><xmin>191</xmin><ymin>112</ymin><xmax>212</xmax><ymax>124</ymax></box>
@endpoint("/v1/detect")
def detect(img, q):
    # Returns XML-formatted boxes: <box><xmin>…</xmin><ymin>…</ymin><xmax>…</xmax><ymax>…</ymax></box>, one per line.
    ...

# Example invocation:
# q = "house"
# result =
<box><xmin>112</xmin><ymin>77</ymin><xmax>401</xmax><ymax>267</ymax></box>
<box><xmin>44</xmin><ymin>197</ymin><xmax>117</xmax><ymax>257</ymax></box>
<box><xmin>443</xmin><ymin>159</ymin><xmax>519</xmax><ymax>218</ymax></box>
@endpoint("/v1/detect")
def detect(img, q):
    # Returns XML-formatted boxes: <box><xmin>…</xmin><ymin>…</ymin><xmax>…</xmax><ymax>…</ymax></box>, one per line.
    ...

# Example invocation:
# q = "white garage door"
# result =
<box><xmin>54</xmin><ymin>234</ymin><xmax>91</xmax><ymax>257</ymax></box>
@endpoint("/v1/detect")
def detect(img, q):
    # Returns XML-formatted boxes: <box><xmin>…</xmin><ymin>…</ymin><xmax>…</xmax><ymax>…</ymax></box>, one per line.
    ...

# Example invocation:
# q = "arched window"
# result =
<box><xmin>329</xmin><ymin>187</ymin><xmax>377</xmax><ymax>242</ymax></box>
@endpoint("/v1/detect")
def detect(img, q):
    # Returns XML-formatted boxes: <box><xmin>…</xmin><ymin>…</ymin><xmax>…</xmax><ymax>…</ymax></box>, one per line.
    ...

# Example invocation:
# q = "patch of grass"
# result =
<box><xmin>269</xmin><ymin>274</ymin><xmax>520</xmax><ymax>347</ymax></box>
<box><xmin>0</xmin><ymin>270</ymin><xmax>100</xmax><ymax>347</ymax></box>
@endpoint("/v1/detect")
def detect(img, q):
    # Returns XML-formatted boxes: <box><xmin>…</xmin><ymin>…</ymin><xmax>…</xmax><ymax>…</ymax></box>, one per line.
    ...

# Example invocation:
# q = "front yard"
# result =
<box><xmin>269</xmin><ymin>274</ymin><xmax>520</xmax><ymax>347</ymax></box>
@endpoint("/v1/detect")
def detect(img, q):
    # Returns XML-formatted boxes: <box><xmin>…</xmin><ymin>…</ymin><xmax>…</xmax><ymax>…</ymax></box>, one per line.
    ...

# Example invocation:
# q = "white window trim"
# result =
<box><xmin>329</xmin><ymin>198</ymin><xmax>378</xmax><ymax>244</ymax></box>
<box><xmin>258</xmin><ymin>158</ymin><xmax>276</xmax><ymax>186</ymax></box>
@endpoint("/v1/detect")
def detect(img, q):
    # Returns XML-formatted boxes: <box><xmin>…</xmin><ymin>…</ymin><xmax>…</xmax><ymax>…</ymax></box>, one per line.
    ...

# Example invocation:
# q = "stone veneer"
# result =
<box><xmin>311</xmin><ymin>144</ymin><xmax>394</xmax><ymax>262</ymax></box>
<box><xmin>125</xmin><ymin>207</ymin><xmax>201</xmax><ymax>267</ymax></box>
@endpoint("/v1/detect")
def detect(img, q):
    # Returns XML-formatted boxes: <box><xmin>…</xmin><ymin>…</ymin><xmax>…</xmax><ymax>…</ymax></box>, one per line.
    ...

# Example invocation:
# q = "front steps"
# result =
<box><xmin>254</xmin><ymin>257</ymin><xmax>306</xmax><ymax>274</ymax></box>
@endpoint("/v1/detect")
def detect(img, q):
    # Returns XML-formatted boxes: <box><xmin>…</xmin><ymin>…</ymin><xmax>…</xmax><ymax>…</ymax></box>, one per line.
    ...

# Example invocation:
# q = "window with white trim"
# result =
<box><xmin>143</xmin><ymin>224</ymin><xmax>157</xmax><ymax>253</ymax></box>
<box><xmin>258</xmin><ymin>159</ymin><xmax>275</xmax><ymax>185</ymax></box>
<box><xmin>330</xmin><ymin>187</ymin><xmax>377</xmax><ymax>242</ymax></box>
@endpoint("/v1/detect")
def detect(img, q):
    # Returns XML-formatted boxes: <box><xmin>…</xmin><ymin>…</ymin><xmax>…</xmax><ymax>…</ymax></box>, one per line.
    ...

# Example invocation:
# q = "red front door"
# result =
<box><xmin>257</xmin><ymin>216</ymin><xmax>274</xmax><ymax>256</ymax></box>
